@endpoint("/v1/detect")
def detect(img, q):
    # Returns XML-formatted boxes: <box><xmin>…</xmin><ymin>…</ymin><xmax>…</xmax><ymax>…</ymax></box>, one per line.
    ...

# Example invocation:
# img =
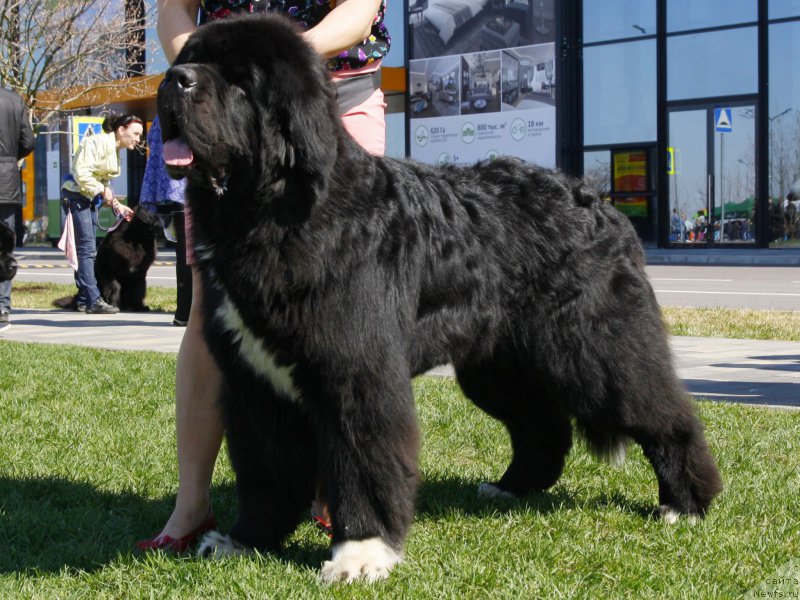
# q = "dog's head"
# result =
<box><xmin>129</xmin><ymin>205</ymin><xmax>163</xmax><ymax>237</ymax></box>
<box><xmin>157</xmin><ymin>14</ymin><xmax>340</xmax><ymax>219</ymax></box>
<box><xmin>0</xmin><ymin>220</ymin><xmax>17</xmax><ymax>282</ymax></box>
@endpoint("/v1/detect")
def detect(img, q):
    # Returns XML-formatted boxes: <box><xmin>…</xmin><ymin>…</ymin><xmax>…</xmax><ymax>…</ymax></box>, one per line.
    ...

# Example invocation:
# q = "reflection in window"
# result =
<box><xmin>768</xmin><ymin>21</ymin><xmax>800</xmax><ymax>246</ymax></box>
<box><xmin>668</xmin><ymin>109</ymin><xmax>708</xmax><ymax>243</ymax></box>
<box><xmin>667</xmin><ymin>0</ymin><xmax>756</xmax><ymax>32</ymax></box>
<box><xmin>667</xmin><ymin>28</ymin><xmax>757</xmax><ymax>101</ymax></box>
<box><xmin>584</xmin><ymin>151</ymin><xmax>611</xmax><ymax>196</ymax></box>
<box><xmin>583</xmin><ymin>40</ymin><xmax>656</xmax><ymax>146</ymax></box>
<box><xmin>583</xmin><ymin>0</ymin><xmax>655</xmax><ymax>44</ymax></box>
<box><xmin>770</xmin><ymin>0</ymin><xmax>800</xmax><ymax>20</ymax></box>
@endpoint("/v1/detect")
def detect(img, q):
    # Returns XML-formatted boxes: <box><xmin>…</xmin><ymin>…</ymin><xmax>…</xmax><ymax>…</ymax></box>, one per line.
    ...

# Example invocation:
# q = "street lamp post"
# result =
<box><xmin>738</xmin><ymin>159</ymin><xmax>750</xmax><ymax>203</ymax></box>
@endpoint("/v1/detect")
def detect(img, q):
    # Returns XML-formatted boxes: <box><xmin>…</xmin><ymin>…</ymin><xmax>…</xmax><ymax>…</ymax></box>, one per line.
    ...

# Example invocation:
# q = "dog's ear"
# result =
<box><xmin>247</xmin><ymin>23</ymin><xmax>340</xmax><ymax>223</ymax></box>
<box><xmin>260</xmin><ymin>69</ymin><xmax>339</xmax><ymax>223</ymax></box>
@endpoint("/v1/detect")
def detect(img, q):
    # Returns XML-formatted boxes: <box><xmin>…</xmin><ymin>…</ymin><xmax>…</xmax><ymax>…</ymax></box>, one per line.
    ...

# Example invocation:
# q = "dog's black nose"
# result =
<box><xmin>165</xmin><ymin>65</ymin><xmax>198</xmax><ymax>92</ymax></box>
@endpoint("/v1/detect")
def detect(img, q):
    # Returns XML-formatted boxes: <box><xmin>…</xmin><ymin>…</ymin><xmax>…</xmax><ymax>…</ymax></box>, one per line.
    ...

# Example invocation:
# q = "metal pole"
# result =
<box><xmin>720</xmin><ymin>131</ymin><xmax>725</xmax><ymax>243</ymax></box>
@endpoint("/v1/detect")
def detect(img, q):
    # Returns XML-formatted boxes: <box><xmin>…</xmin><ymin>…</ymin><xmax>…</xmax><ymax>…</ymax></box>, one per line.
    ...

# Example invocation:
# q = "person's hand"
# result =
<box><xmin>116</xmin><ymin>202</ymin><xmax>135</xmax><ymax>222</ymax></box>
<box><xmin>103</xmin><ymin>186</ymin><xmax>115</xmax><ymax>205</ymax></box>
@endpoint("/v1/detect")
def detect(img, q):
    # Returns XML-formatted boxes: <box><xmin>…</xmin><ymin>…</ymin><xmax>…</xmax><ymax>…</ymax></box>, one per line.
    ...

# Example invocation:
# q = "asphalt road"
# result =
<box><xmin>14</xmin><ymin>253</ymin><xmax>800</xmax><ymax>311</ymax></box>
<box><xmin>646</xmin><ymin>265</ymin><xmax>800</xmax><ymax>310</ymax></box>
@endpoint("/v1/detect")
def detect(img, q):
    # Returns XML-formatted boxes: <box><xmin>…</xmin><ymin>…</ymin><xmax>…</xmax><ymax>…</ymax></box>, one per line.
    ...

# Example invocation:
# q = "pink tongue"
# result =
<box><xmin>163</xmin><ymin>137</ymin><xmax>194</xmax><ymax>166</ymax></box>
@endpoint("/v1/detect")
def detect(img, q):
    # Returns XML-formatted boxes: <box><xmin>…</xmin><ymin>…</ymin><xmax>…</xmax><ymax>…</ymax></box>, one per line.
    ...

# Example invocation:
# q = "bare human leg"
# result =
<box><xmin>138</xmin><ymin>266</ymin><xmax>224</xmax><ymax>550</ymax></box>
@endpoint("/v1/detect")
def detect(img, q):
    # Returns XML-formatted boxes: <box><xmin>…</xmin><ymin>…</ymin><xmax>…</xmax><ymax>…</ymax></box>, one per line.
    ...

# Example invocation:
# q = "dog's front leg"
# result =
<box><xmin>317</xmin><ymin>372</ymin><xmax>420</xmax><ymax>583</ymax></box>
<box><xmin>198</xmin><ymin>376</ymin><xmax>318</xmax><ymax>557</ymax></box>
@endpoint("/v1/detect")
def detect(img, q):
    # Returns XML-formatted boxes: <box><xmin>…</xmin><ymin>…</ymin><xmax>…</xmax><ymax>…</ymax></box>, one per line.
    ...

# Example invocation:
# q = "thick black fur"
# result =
<box><xmin>0</xmin><ymin>220</ymin><xmax>17</xmax><ymax>282</ymax></box>
<box><xmin>94</xmin><ymin>205</ymin><xmax>161</xmax><ymax>311</ymax></box>
<box><xmin>158</xmin><ymin>14</ymin><xmax>722</xmax><ymax>574</ymax></box>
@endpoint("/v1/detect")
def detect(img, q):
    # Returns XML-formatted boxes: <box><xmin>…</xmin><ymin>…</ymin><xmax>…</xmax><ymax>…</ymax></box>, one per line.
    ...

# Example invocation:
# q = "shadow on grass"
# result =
<box><xmin>416</xmin><ymin>477</ymin><xmax>654</xmax><ymax>520</ymax></box>
<box><xmin>0</xmin><ymin>476</ymin><xmax>241</xmax><ymax>574</ymax></box>
<box><xmin>0</xmin><ymin>476</ymin><xmax>327</xmax><ymax>575</ymax></box>
<box><xmin>1</xmin><ymin>475</ymin><xmax>654</xmax><ymax>575</ymax></box>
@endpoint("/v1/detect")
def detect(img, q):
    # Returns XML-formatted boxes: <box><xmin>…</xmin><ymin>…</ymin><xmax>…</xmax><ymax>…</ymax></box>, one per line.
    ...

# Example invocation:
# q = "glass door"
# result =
<box><xmin>667</xmin><ymin>103</ymin><xmax>757</xmax><ymax>245</ymax></box>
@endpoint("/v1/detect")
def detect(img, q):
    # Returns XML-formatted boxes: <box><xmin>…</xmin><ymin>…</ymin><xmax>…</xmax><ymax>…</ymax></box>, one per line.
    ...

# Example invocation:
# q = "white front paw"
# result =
<box><xmin>320</xmin><ymin>537</ymin><xmax>402</xmax><ymax>584</ymax></box>
<box><xmin>197</xmin><ymin>531</ymin><xmax>251</xmax><ymax>559</ymax></box>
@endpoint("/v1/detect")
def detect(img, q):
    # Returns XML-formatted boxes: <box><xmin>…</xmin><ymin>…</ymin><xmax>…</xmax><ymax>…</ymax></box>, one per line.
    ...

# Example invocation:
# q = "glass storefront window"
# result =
<box><xmin>770</xmin><ymin>1</ymin><xmax>800</xmax><ymax>20</ymax></box>
<box><xmin>583</xmin><ymin>0</ymin><xmax>656</xmax><ymax>44</ymax></box>
<box><xmin>584</xmin><ymin>151</ymin><xmax>611</xmax><ymax>196</ymax></box>
<box><xmin>667</xmin><ymin>27</ymin><xmax>757</xmax><ymax>100</ymax></box>
<box><xmin>668</xmin><ymin>0</ymin><xmax>756</xmax><ymax>32</ymax></box>
<box><xmin>583</xmin><ymin>40</ymin><xmax>656</xmax><ymax>146</ymax></box>
<box><xmin>768</xmin><ymin>20</ymin><xmax>800</xmax><ymax>246</ymax></box>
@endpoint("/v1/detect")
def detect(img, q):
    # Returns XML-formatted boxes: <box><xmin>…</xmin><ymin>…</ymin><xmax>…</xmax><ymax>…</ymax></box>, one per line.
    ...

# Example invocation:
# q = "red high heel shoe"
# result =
<box><xmin>136</xmin><ymin>507</ymin><xmax>217</xmax><ymax>553</ymax></box>
<box><xmin>310</xmin><ymin>506</ymin><xmax>333</xmax><ymax>538</ymax></box>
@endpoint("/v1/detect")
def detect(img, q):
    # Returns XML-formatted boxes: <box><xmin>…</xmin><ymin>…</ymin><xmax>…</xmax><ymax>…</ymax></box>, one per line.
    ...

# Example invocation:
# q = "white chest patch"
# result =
<box><xmin>215</xmin><ymin>293</ymin><xmax>300</xmax><ymax>402</ymax></box>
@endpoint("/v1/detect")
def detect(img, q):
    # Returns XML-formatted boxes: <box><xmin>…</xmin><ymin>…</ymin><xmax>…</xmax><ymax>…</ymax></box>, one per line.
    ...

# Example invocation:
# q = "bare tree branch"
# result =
<box><xmin>0</xmin><ymin>0</ymin><xmax>159</xmax><ymax>131</ymax></box>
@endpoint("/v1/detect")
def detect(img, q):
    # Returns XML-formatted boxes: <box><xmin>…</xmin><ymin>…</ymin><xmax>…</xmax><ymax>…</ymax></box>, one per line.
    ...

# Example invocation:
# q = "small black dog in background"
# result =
<box><xmin>95</xmin><ymin>205</ymin><xmax>161</xmax><ymax>311</ymax></box>
<box><xmin>0</xmin><ymin>220</ymin><xmax>17</xmax><ymax>283</ymax></box>
<box><xmin>54</xmin><ymin>205</ymin><xmax>161</xmax><ymax>311</ymax></box>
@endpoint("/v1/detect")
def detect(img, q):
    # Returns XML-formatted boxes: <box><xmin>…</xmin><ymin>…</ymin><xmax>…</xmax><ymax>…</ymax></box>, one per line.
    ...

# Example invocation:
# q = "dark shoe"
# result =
<box><xmin>76</xmin><ymin>303</ymin><xmax>86</xmax><ymax>312</ymax></box>
<box><xmin>0</xmin><ymin>310</ymin><xmax>9</xmax><ymax>334</ymax></box>
<box><xmin>136</xmin><ymin>508</ymin><xmax>217</xmax><ymax>553</ymax></box>
<box><xmin>86</xmin><ymin>298</ymin><xmax>119</xmax><ymax>314</ymax></box>
<box><xmin>172</xmin><ymin>317</ymin><xmax>188</xmax><ymax>327</ymax></box>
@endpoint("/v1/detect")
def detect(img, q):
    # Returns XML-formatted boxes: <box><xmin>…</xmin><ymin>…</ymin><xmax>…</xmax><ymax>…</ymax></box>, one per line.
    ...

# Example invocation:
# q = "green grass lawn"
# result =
<box><xmin>1</xmin><ymin>341</ymin><xmax>798</xmax><ymax>598</ymax></box>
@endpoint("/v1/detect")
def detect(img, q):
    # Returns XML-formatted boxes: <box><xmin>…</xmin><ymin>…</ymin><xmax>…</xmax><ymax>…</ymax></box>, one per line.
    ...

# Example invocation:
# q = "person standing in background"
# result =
<box><xmin>140</xmin><ymin>119</ymin><xmax>192</xmax><ymax>326</ymax></box>
<box><xmin>61</xmin><ymin>112</ymin><xmax>141</xmax><ymax>314</ymax></box>
<box><xmin>0</xmin><ymin>86</ymin><xmax>36</xmax><ymax>333</ymax></box>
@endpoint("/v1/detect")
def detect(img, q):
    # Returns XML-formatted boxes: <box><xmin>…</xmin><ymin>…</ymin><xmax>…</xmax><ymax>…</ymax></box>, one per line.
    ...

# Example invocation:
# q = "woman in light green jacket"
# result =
<box><xmin>61</xmin><ymin>112</ymin><xmax>143</xmax><ymax>314</ymax></box>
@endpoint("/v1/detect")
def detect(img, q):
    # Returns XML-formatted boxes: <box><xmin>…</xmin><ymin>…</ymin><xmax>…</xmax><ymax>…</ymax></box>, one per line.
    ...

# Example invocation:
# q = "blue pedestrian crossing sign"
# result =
<box><xmin>714</xmin><ymin>107</ymin><xmax>733</xmax><ymax>133</ymax></box>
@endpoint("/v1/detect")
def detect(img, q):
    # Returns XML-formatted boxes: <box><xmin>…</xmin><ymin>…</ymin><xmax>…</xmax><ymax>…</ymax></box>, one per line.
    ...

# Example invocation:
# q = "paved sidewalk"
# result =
<box><xmin>1</xmin><ymin>308</ymin><xmax>186</xmax><ymax>353</ymax></box>
<box><xmin>2</xmin><ymin>308</ymin><xmax>798</xmax><ymax>409</ymax></box>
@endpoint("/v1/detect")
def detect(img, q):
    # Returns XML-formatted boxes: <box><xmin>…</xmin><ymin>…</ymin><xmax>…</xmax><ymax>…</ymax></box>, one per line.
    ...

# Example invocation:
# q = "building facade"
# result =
<box><xmin>575</xmin><ymin>0</ymin><xmax>800</xmax><ymax>248</ymax></box>
<box><xmin>33</xmin><ymin>0</ymin><xmax>800</xmax><ymax>250</ymax></box>
<box><xmin>406</xmin><ymin>0</ymin><xmax>800</xmax><ymax>249</ymax></box>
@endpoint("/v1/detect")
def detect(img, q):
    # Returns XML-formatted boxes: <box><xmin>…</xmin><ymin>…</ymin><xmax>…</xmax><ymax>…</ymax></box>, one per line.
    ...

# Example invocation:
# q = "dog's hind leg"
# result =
<box><xmin>570</xmin><ymin>339</ymin><xmax>722</xmax><ymax>519</ymax></box>
<box><xmin>456</xmin><ymin>361</ymin><xmax>573</xmax><ymax>498</ymax></box>
<box><xmin>198</xmin><ymin>378</ymin><xmax>318</xmax><ymax>557</ymax></box>
<box><xmin>633</xmin><ymin>418</ymin><xmax>722</xmax><ymax>521</ymax></box>
<box><xmin>99</xmin><ymin>278</ymin><xmax>121</xmax><ymax>308</ymax></box>
<box><xmin>122</xmin><ymin>277</ymin><xmax>148</xmax><ymax>311</ymax></box>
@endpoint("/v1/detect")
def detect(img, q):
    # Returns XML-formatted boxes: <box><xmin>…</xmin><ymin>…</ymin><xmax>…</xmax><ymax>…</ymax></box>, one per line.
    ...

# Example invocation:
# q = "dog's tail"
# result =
<box><xmin>53</xmin><ymin>295</ymin><xmax>79</xmax><ymax>310</ymax></box>
<box><xmin>576</xmin><ymin>423</ymin><xmax>628</xmax><ymax>466</ymax></box>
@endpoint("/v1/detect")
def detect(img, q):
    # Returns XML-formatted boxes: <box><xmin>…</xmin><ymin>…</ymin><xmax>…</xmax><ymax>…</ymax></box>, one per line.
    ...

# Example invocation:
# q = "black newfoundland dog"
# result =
<box><xmin>54</xmin><ymin>206</ymin><xmax>161</xmax><ymax>311</ymax></box>
<box><xmin>158</xmin><ymin>14</ymin><xmax>722</xmax><ymax>582</ymax></box>
<box><xmin>95</xmin><ymin>205</ymin><xmax>161</xmax><ymax>311</ymax></box>
<box><xmin>0</xmin><ymin>220</ymin><xmax>17</xmax><ymax>282</ymax></box>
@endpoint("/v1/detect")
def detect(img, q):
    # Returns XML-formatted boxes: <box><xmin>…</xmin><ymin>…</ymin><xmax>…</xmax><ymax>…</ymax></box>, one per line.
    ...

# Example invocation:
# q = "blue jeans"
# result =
<box><xmin>66</xmin><ymin>193</ymin><xmax>101</xmax><ymax>307</ymax></box>
<box><xmin>0</xmin><ymin>204</ymin><xmax>14</xmax><ymax>312</ymax></box>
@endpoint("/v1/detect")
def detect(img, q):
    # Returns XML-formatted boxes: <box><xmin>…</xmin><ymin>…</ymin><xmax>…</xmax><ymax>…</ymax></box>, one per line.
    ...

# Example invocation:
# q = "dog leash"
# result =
<box><xmin>96</xmin><ymin>204</ymin><xmax>130</xmax><ymax>233</ymax></box>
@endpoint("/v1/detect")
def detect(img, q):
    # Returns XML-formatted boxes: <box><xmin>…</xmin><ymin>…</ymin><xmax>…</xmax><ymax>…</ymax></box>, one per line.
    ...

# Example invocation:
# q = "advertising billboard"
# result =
<box><xmin>408</xmin><ymin>0</ymin><xmax>556</xmax><ymax>166</ymax></box>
